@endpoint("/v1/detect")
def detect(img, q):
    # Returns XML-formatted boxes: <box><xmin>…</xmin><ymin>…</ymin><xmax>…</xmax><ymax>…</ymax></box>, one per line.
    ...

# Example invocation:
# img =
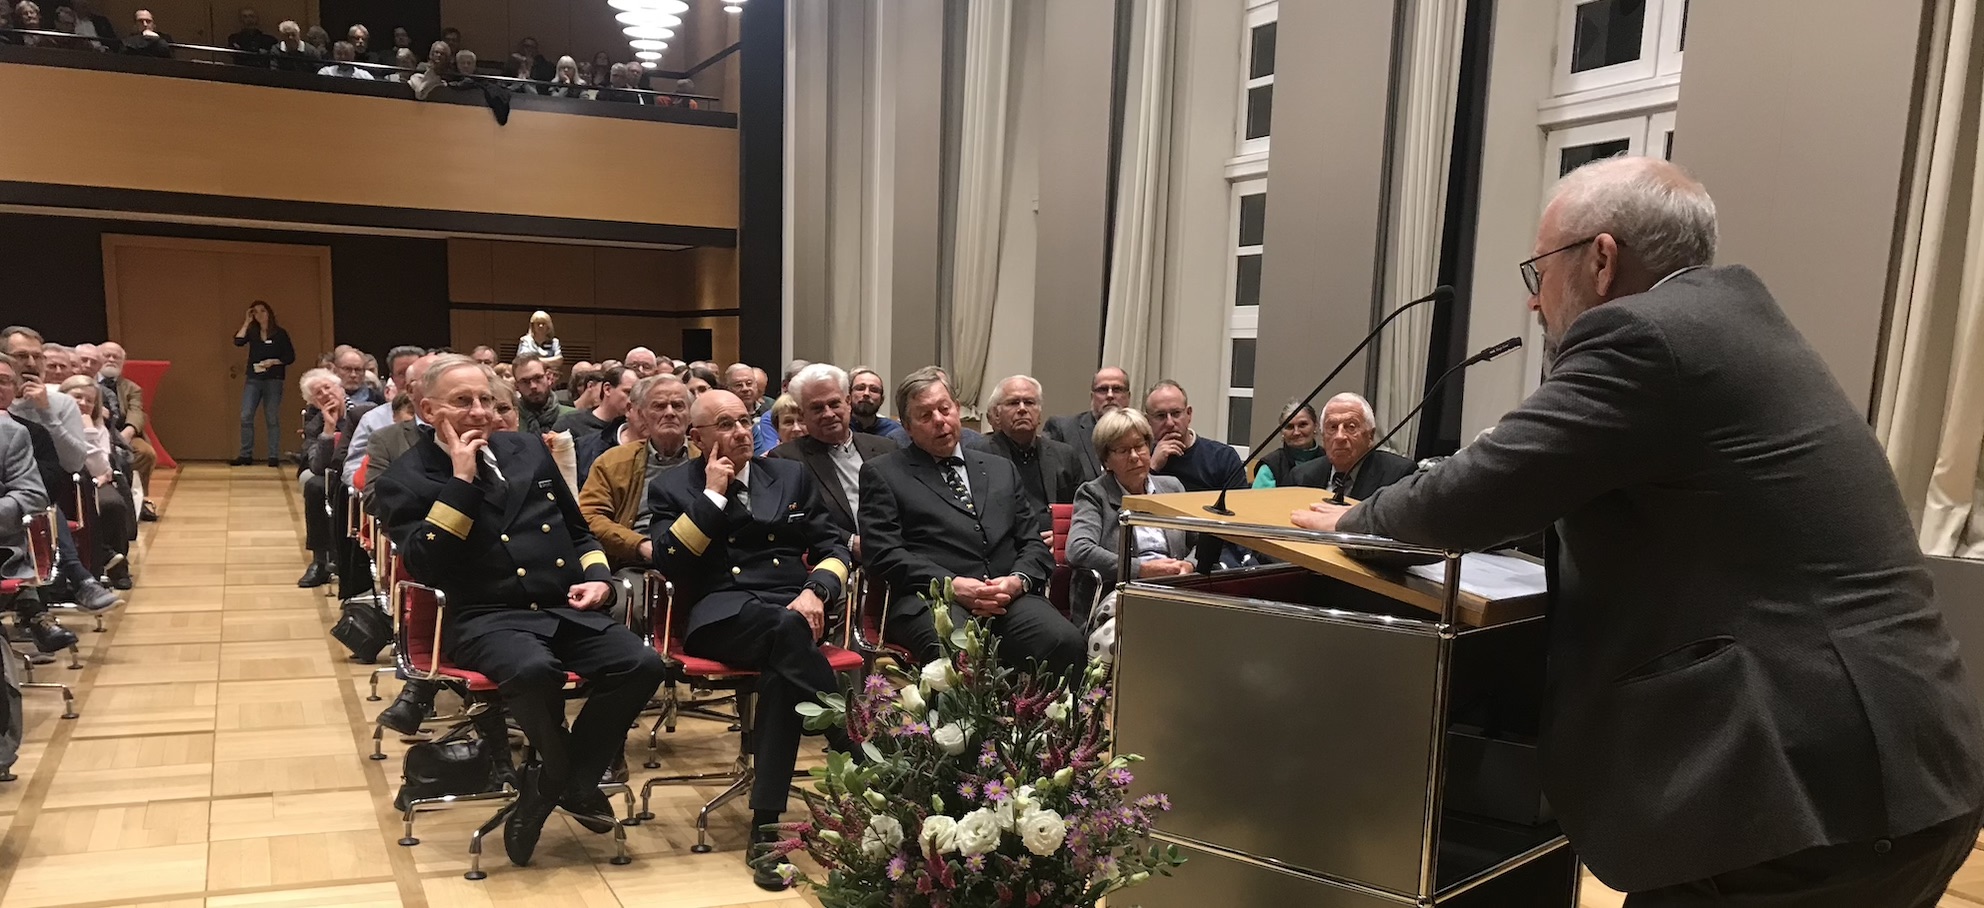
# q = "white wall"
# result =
<box><xmin>979</xmin><ymin>0</ymin><xmax>1047</xmax><ymax>410</ymax></box>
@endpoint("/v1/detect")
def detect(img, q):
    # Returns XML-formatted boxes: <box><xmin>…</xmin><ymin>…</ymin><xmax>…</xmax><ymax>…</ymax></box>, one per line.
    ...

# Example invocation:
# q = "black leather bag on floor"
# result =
<box><xmin>330</xmin><ymin>599</ymin><xmax>392</xmax><ymax>663</ymax></box>
<box><xmin>397</xmin><ymin>723</ymin><xmax>497</xmax><ymax>810</ymax></box>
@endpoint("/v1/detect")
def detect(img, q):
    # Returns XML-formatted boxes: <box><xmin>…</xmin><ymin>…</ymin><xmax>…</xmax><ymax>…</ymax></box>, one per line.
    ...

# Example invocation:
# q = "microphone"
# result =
<box><xmin>1202</xmin><ymin>285</ymin><xmax>1454</xmax><ymax>517</ymax></box>
<box><xmin>1327</xmin><ymin>335</ymin><xmax>1522</xmax><ymax>505</ymax></box>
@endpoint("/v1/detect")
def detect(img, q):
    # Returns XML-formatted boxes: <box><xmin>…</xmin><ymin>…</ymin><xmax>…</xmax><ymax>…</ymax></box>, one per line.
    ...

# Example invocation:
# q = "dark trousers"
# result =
<box><xmin>685</xmin><ymin>599</ymin><xmax>841</xmax><ymax>814</ymax></box>
<box><xmin>887</xmin><ymin>593</ymin><xmax>1085</xmax><ymax>678</ymax></box>
<box><xmin>450</xmin><ymin>616</ymin><xmax>664</xmax><ymax>797</ymax></box>
<box><xmin>318</xmin><ymin>476</ymin><xmax>372</xmax><ymax>599</ymax></box>
<box><xmin>92</xmin><ymin>485</ymin><xmax>132</xmax><ymax>577</ymax></box>
<box><xmin>1624</xmin><ymin>809</ymin><xmax>1983</xmax><ymax>907</ymax></box>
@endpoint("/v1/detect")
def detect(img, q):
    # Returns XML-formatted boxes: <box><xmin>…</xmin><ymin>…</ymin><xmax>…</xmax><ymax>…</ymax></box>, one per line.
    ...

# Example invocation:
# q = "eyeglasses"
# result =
<box><xmin>1518</xmin><ymin>237</ymin><xmax>1597</xmax><ymax>296</ymax></box>
<box><xmin>693</xmin><ymin>417</ymin><xmax>753</xmax><ymax>433</ymax></box>
<box><xmin>1093</xmin><ymin>384</ymin><xmax>1129</xmax><ymax>395</ymax></box>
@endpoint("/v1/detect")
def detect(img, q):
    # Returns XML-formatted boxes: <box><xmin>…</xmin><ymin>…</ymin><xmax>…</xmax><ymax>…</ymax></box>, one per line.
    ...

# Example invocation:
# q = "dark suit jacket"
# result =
<box><xmin>1045</xmin><ymin>411</ymin><xmax>1103</xmax><ymax>478</ymax></box>
<box><xmin>964</xmin><ymin>431</ymin><xmax>1094</xmax><ymax>509</ymax></box>
<box><xmin>1284</xmin><ymin>449</ymin><xmax>1417</xmax><ymax>500</ymax></box>
<box><xmin>647</xmin><ymin>455</ymin><xmax>851</xmax><ymax>640</ymax></box>
<box><xmin>858</xmin><ymin>444</ymin><xmax>1055</xmax><ymax>620</ymax></box>
<box><xmin>767</xmin><ymin>432</ymin><xmax>898</xmax><ymax>536</ymax></box>
<box><xmin>1340</xmin><ymin>265</ymin><xmax>1984</xmax><ymax>891</ymax></box>
<box><xmin>372</xmin><ymin>430</ymin><xmax>616</xmax><ymax>650</ymax></box>
<box><xmin>361</xmin><ymin>419</ymin><xmax>422</xmax><ymax>509</ymax></box>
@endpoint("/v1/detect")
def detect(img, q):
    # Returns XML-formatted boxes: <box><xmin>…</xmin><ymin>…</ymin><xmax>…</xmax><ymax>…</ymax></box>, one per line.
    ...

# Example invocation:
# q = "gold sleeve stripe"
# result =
<box><xmin>580</xmin><ymin>550</ymin><xmax>609</xmax><ymax>571</ymax></box>
<box><xmin>425</xmin><ymin>502</ymin><xmax>472</xmax><ymax>540</ymax></box>
<box><xmin>815</xmin><ymin>557</ymin><xmax>850</xmax><ymax>583</ymax></box>
<box><xmin>671</xmin><ymin>514</ymin><xmax>710</xmax><ymax>556</ymax></box>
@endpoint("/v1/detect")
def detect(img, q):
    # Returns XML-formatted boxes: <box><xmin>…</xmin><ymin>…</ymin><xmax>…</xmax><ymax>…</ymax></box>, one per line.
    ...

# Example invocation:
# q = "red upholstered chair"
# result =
<box><xmin>388</xmin><ymin>579</ymin><xmax>634</xmax><ymax>880</ymax></box>
<box><xmin>0</xmin><ymin>509</ymin><xmax>78</xmax><ymax>728</ymax></box>
<box><xmin>1047</xmin><ymin>503</ymin><xmax>1102</xmax><ymax>623</ymax></box>
<box><xmin>630</xmin><ymin>569</ymin><xmax>865</xmax><ymax>852</ymax></box>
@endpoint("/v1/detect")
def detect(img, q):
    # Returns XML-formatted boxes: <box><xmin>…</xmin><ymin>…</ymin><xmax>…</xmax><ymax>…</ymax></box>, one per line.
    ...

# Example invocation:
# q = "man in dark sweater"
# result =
<box><xmin>226</xmin><ymin>7</ymin><xmax>276</xmax><ymax>63</ymax></box>
<box><xmin>119</xmin><ymin>8</ymin><xmax>172</xmax><ymax>57</ymax></box>
<box><xmin>1143</xmin><ymin>380</ymin><xmax>1245</xmax><ymax>492</ymax></box>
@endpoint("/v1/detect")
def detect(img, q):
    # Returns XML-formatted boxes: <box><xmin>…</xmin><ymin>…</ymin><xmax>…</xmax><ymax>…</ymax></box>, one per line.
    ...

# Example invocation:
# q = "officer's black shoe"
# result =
<box><xmin>505</xmin><ymin>765</ymin><xmax>559</xmax><ymax>867</ymax></box>
<box><xmin>560</xmin><ymin>786</ymin><xmax>618</xmax><ymax>834</ymax></box>
<box><xmin>750</xmin><ymin>830</ymin><xmax>792</xmax><ymax>891</ymax></box>
<box><xmin>375</xmin><ymin>682</ymin><xmax>437</xmax><ymax>736</ymax></box>
<box><xmin>296</xmin><ymin>561</ymin><xmax>332</xmax><ymax>589</ymax></box>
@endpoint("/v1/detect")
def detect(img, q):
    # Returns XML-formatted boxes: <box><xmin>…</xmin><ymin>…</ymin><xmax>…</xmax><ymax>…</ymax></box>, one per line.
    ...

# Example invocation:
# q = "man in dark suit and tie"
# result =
<box><xmin>1045</xmin><ymin>366</ymin><xmax>1131</xmax><ymax>478</ymax></box>
<box><xmin>768</xmin><ymin>364</ymin><xmax>897</xmax><ymax>559</ymax></box>
<box><xmin>373</xmin><ymin>355</ymin><xmax>664</xmax><ymax>869</ymax></box>
<box><xmin>1285</xmin><ymin>392</ymin><xmax>1418</xmax><ymax>499</ymax></box>
<box><xmin>967</xmin><ymin>374</ymin><xmax>1093</xmax><ymax>515</ymax></box>
<box><xmin>1297</xmin><ymin>157</ymin><xmax>1984</xmax><ymax>907</ymax></box>
<box><xmin>649</xmin><ymin>388</ymin><xmax>858</xmax><ymax>891</ymax></box>
<box><xmin>858</xmin><ymin>367</ymin><xmax>1085</xmax><ymax>677</ymax></box>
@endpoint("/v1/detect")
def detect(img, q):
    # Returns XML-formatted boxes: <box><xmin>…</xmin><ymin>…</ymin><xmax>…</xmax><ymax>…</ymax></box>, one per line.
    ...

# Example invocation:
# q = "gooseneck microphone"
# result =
<box><xmin>1328</xmin><ymin>335</ymin><xmax>1523</xmax><ymax>505</ymax></box>
<box><xmin>1201</xmin><ymin>285</ymin><xmax>1455</xmax><ymax>517</ymax></box>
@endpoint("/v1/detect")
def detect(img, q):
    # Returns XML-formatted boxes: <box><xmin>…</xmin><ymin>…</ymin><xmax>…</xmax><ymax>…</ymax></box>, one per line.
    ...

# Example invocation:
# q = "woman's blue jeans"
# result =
<box><xmin>238</xmin><ymin>377</ymin><xmax>283</xmax><ymax>460</ymax></box>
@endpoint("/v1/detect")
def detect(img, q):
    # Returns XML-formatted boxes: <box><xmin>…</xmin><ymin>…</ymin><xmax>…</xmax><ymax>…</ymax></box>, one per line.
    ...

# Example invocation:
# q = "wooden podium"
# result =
<box><xmin>1110</xmin><ymin>488</ymin><xmax>1577</xmax><ymax>907</ymax></box>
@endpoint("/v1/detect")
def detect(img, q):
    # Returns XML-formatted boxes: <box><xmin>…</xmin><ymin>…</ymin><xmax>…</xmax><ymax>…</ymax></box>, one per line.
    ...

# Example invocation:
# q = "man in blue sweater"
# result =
<box><xmin>1144</xmin><ymin>380</ymin><xmax>1246</xmax><ymax>492</ymax></box>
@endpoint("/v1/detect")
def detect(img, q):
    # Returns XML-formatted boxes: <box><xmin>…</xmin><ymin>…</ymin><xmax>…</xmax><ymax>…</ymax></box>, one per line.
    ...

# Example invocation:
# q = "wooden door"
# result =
<box><xmin>104</xmin><ymin>236</ymin><xmax>334</xmax><ymax>462</ymax></box>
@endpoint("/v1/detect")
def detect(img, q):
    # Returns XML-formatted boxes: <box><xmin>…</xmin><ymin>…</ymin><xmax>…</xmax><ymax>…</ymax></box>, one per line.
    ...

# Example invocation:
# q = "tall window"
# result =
<box><xmin>1524</xmin><ymin>0</ymin><xmax>1686</xmax><ymax>387</ymax></box>
<box><xmin>1220</xmin><ymin>0</ymin><xmax>1276</xmax><ymax>450</ymax></box>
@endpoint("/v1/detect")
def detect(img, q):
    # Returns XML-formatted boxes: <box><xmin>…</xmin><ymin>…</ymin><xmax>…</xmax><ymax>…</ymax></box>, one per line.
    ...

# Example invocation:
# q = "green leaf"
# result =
<box><xmin>820</xmin><ymin>692</ymin><xmax>848</xmax><ymax>710</ymax></box>
<box><xmin>796</xmin><ymin>702</ymin><xmax>826</xmax><ymax>717</ymax></box>
<box><xmin>862</xmin><ymin>741</ymin><xmax>885</xmax><ymax>765</ymax></box>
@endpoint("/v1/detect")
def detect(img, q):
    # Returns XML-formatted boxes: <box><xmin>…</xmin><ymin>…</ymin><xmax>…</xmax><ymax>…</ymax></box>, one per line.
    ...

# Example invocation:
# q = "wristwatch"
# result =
<box><xmin>803</xmin><ymin>578</ymin><xmax>834</xmax><ymax>601</ymax></box>
<box><xmin>1008</xmin><ymin>572</ymin><xmax>1038</xmax><ymax>597</ymax></box>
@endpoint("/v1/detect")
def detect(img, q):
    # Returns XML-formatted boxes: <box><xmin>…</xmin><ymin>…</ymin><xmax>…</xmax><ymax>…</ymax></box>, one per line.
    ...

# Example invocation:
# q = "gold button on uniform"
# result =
<box><xmin>542</xmin><ymin>524</ymin><xmax>552</xmax><ymax>533</ymax></box>
<box><xmin>768</xmin><ymin>533</ymin><xmax>777</xmax><ymax>541</ymax></box>
<box><xmin>516</xmin><ymin>568</ymin><xmax>527</xmax><ymax>577</ymax></box>
<box><xmin>772</xmin><ymin>558</ymin><xmax>781</xmax><ymax>567</ymax></box>
<box><xmin>546</xmin><ymin>492</ymin><xmax>556</xmax><ymax>501</ymax></box>
<box><xmin>556</xmin><ymin>558</ymin><xmax>566</xmax><ymax>567</ymax></box>
<box><xmin>500</xmin><ymin>534</ymin><xmax>511</xmax><ymax>542</ymax></box>
<box><xmin>529</xmin><ymin>604</ymin><xmax>540</xmax><ymax>610</ymax></box>
<box><xmin>731</xmin><ymin>566</ymin><xmax>742</xmax><ymax>575</ymax></box>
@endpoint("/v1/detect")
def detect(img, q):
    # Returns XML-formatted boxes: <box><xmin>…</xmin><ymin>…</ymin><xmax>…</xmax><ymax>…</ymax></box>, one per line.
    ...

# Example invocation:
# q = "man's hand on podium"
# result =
<box><xmin>1291</xmin><ymin>501</ymin><xmax>1352</xmax><ymax>533</ymax></box>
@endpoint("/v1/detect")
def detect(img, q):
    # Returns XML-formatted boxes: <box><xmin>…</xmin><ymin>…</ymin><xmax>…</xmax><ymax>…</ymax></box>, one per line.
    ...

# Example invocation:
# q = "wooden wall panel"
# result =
<box><xmin>487</xmin><ymin>245</ymin><xmax>545</xmax><ymax>307</ymax></box>
<box><xmin>0</xmin><ymin>64</ymin><xmax>739</xmax><ymax>229</ymax></box>
<box><xmin>446</xmin><ymin>239</ymin><xmax>494</xmax><ymax>304</ymax></box>
<box><xmin>503</xmin><ymin>0</ymin><xmax>570</xmax><ymax>65</ymax></box>
<box><xmin>536</xmin><ymin>245</ymin><xmax>597</xmax><ymax>308</ymax></box>
<box><xmin>437</xmin><ymin>0</ymin><xmax>508</xmax><ymax>59</ymax></box>
<box><xmin>593</xmin><ymin>247</ymin><xmax>667</xmax><ymax>308</ymax></box>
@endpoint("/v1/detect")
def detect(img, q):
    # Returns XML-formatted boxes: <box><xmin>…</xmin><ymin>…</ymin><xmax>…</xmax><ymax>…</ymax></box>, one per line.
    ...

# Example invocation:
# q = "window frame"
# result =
<box><xmin>1551</xmin><ymin>0</ymin><xmax>1664</xmax><ymax>96</ymax></box>
<box><xmin>1220</xmin><ymin>178</ymin><xmax>1268</xmax><ymax>453</ymax></box>
<box><xmin>1237</xmin><ymin>2</ymin><xmax>1278</xmax><ymax>157</ymax></box>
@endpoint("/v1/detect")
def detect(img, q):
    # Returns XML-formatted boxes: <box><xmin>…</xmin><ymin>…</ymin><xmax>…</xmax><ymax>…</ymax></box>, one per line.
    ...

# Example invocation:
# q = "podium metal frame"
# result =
<box><xmin>1111</xmin><ymin>511</ymin><xmax>1574</xmax><ymax>907</ymax></box>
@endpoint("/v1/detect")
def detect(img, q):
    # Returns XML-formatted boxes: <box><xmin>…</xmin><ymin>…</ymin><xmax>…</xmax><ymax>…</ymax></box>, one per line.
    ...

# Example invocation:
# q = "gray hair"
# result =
<box><xmin>632</xmin><ymin>371</ymin><xmax>685</xmax><ymax>404</ymax></box>
<box><xmin>297</xmin><ymin>367</ymin><xmax>340</xmax><ymax>397</ymax></box>
<box><xmin>788</xmin><ymin>362</ymin><xmax>849</xmax><ymax>402</ymax></box>
<box><xmin>1323</xmin><ymin>392</ymin><xmax>1379</xmax><ymax>432</ymax></box>
<box><xmin>894</xmin><ymin>366</ymin><xmax>952</xmax><ymax>422</ymax></box>
<box><xmin>1093</xmin><ymin>407</ymin><xmax>1154</xmax><ymax>462</ymax></box>
<box><xmin>987</xmin><ymin>374</ymin><xmax>1043</xmax><ymax>411</ymax></box>
<box><xmin>1144</xmin><ymin>379</ymin><xmax>1188</xmax><ymax>406</ymax></box>
<box><xmin>420</xmin><ymin>354</ymin><xmax>495</xmax><ymax>401</ymax></box>
<box><xmin>1279</xmin><ymin>398</ymin><xmax>1318</xmax><ymax>424</ymax></box>
<box><xmin>1550</xmin><ymin>156</ymin><xmax>1717</xmax><ymax>278</ymax></box>
<box><xmin>783</xmin><ymin>359</ymin><xmax>813</xmax><ymax>385</ymax></box>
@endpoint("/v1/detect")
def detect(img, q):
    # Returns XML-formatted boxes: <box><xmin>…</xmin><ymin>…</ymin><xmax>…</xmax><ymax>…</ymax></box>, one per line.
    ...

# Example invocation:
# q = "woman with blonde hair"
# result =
<box><xmin>59</xmin><ymin>375</ymin><xmax>136</xmax><ymax>589</ymax></box>
<box><xmin>546</xmin><ymin>55</ymin><xmax>585</xmax><ymax>98</ymax></box>
<box><xmin>517</xmin><ymin>310</ymin><xmax>562</xmax><ymax>365</ymax></box>
<box><xmin>770</xmin><ymin>393</ymin><xmax>805</xmax><ymax>445</ymax></box>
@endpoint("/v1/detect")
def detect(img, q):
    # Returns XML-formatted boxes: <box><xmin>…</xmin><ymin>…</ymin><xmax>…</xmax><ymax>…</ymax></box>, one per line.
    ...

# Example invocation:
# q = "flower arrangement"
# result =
<box><xmin>759</xmin><ymin>579</ymin><xmax>1185</xmax><ymax>907</ymax></box>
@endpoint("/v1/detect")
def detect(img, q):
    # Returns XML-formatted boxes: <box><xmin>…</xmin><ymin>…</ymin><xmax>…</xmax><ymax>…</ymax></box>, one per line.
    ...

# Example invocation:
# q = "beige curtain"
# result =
<box><xmin>1375</xmin><ymin>0</ymin><xmax>1467</xmax><ymax>454</ymax></box>
<box><xmin>1878</xmin><ymin>0</ymin><xmax>1984</xmax><ymax>558</ymax></box>
<box><xmin>946</xmin><ymin>0</ymin><xmax>1016</xmax><ymax>410</ymax></box>
<box><xmin>1100</xmin><ymin>0</ymin><xmax>1177</xmax><ymax>387</ymax></box>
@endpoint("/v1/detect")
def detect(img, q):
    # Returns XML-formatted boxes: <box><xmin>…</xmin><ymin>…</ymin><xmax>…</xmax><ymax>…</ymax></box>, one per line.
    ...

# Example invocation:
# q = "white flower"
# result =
<box><xmin>932</xmin><ymin>722</ymin><xmax>968</xmax><ymax>756</ymax></box>
<box><xmin>992</xmin><ymin>799</ymin><xmax>1015</xmax><ymax>832</ymax></box>
<box><xmin>860</xmin><ymin>814</ymin><xmax>905</xmax><ymax>859</ymax></box>
<box><xmin>1018</xmin><ymin>807</ymin><xmax>1068</xmax><ymax>856</ymax></box>
<box><xmin>920</xmin><ymin>659</ymin><xmax>955</xmax><ymax>693</ymax></box>
<box><xmin>1045</xmin><ymin>694</ymin><xmax>1072</xmax><ymax>722</ymax></box>
<box><xmin>919</xmin><ymin>814</ymin><xmax>960</xmax><ymax>855</ymax></box>
<box><xmin>1012</xmin><ymin>784</ymin><xmax>1038</xmax><ymax>814</ymax></box>
<box><xmin>954</xmin><ymin>807</ymin><xmax>1003</xmax><ymax>857</ymax></box>
<box><xmin>897</xmin><ymin>683</ymin><xmax>927</xmax><ymax>716</ymax></box>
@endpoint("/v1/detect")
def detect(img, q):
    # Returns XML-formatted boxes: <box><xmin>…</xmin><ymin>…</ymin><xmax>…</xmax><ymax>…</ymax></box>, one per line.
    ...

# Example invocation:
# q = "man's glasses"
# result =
<box><xmin>1093</xmin><ymin>384</ymin><xmax>1129</xmax><ymax>396</ymax></box>
<box><xmin>1518</xmin><ymin>236</ymin><xmax>1597</xmax><ymax>296</ymax></box>
<box><xmin>693</xmin><ymin>417</ymin><xmax>752</xmax><ymax>433</ymax></box>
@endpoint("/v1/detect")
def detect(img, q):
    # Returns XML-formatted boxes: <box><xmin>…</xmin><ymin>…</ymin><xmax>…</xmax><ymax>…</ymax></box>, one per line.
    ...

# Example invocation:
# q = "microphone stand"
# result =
<box><xmin>1329</xmin><ymin>335</ymin><xmax>1523</xmax><ymax>505</ymax></box>
<box><xmin>1202</xmin><ymin>285</ymin><xmax>1454</xmax><ymax>516</ymax></box>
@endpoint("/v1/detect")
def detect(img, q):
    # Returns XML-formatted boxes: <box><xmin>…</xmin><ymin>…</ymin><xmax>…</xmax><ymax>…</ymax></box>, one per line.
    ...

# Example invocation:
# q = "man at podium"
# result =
<box><xmin>1295</xmin><ymin>156</ymin><xmax>1984</xmax><ymax>907</ymax></box>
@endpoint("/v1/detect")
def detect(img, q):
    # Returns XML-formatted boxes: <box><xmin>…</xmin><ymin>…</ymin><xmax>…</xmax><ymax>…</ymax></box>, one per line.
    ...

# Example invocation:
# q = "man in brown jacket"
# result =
<box><xmin>96</xmin><ymin>343</ymin><xmax>157</xmax><ymax>519</ymax></box>
<box><xmin>579</xmin><ymin>373</ymin><xmax>695</xmax><ymax>570</ymax></box>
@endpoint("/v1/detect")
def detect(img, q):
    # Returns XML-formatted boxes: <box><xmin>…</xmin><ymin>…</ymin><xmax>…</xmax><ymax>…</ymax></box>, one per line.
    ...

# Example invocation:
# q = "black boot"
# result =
<box><xmin>376</xmin><ymin>679</ymin><xmax>439</xmax><ymax>735</ymax></box>
<box><xmin>296</xmin><ymin>556</ymin><xmax>332</xmax><ymax>589</ymax></box>
<box><xmin>26</xmin><ymin>614</ymin><xmax>77</xmax><ymax>654</ymax></box>
<box><xmin>750</xmin><ymin>820</ymin><xmax>792</xmax><ymax>891</ymax></box>
<box><xmin>229</xmin><ymin>456</ymin><xmax>253</xmax><ymax>466</ymax></box>
<box><xmin>504</xmin><ymin>764</ymin><xmax>560</xmax><ymax>867</ymax></box>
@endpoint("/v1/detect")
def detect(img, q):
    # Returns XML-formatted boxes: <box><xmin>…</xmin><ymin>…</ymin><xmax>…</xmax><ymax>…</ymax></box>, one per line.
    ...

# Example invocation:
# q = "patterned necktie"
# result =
<box><xmin>1328</xmin><ymin>469</ymin><xmax>1351</xmax><ymax>499</ymax></box>
<box><xmin>939</xmin><ymin>457</ymin><xmax>975</xmax><ymax>514</ymax></box>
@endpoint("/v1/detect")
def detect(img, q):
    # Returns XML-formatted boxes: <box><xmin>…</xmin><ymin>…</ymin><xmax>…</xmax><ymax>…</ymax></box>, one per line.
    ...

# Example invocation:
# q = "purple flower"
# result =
<box><xmin>1135</xmin><ymin>793</ymin><xmax>1172</xmax><ymax>812</ymax></box>
<box><xmin>958</xmin><ymin>781</ymin><xmax>978</xmax><ymax>801</ymax></box>
<box><xmin>982</xmin><ymin>780</ymin><xmax>1009</xmax><ymax>803</ymax></box>
<box><xmin>964</xmin><ymin>854</ymin><xmax>986</xmax><ymax>873</ymax></box>
<box><xmin>887</xmin><ymin>853</ymin><xmax>908</xmax><ymax>880</ymax></box>
<box><xmin>864</xmin><ymin>674</ymin><xmax>893</xmax><ymax>696</ymax></box>
<box><xmin>977</xmin><ymin>742</ymin><xmax>1000</xmax><ymax>769</ymax></box>
<box><xmin>1105</xmin><ymin>767</ymin><xmax>1134</xmax><ymax>788</ymax></box>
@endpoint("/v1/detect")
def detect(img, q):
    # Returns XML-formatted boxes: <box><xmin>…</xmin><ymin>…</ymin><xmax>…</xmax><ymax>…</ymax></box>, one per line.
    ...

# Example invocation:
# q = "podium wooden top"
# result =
<box><xmin>1120</xmin><ymin>487</ymin><xmax>1544</xmax><ymax>628</ymax></box>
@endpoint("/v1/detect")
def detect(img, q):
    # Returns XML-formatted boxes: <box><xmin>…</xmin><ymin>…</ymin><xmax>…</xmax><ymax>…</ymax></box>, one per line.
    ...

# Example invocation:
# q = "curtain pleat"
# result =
<box><xmin>1100</xmin><ymin>0</ymin><xmax>1177</xmax><ymax>388</ymax></box>
<box><xmin>946</xmin><ymin>0</ymin><xmax>1016</xmax><ymax>410</ymax></box>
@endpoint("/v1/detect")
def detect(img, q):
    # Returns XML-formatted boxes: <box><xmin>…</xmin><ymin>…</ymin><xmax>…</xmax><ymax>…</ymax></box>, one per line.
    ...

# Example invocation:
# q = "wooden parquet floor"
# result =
<box><xmin>0</xmin><ymin>462</ymin><xmax>1976</xmax><ymax>907</ymax></box>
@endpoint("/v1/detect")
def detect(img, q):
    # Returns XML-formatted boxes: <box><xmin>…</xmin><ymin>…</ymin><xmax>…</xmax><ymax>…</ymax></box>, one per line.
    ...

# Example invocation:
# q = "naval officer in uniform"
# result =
<box><xmin>373</xmin><ymin>354</ymin><xmax>664</xmax><ymax>868</ymax></box>
<box><xmin>648</xmin><ymin>388</ymin><xmax>857</xmax><ymax>891</ymax></box>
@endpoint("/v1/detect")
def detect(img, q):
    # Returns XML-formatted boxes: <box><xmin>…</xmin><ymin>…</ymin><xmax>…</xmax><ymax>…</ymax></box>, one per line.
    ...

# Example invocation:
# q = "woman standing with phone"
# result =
<box><xmin>232</xmin><ymin>300</ymin><xmax>295</xmax><ymax>466</ymax></box>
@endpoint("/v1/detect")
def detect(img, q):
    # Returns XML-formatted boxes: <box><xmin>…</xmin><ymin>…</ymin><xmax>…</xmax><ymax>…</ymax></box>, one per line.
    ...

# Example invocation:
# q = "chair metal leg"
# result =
<box><xmin>370</xmin><ymin>724</ymin><xmax>387</xmax><ymax>760</ymax></box>
<box><xmin>21</xmin><ymin>682</ymin><xmax>77</xmax><ymax>719</ymax></box>
<box><xmin>634</xmin><ymin>763</ymin><xmax>745</xmax><ymax>823</ymax></box>
<box><xmin>465</xmin><ymin>800</ymin><xmax>516</xmax><ymax>881</ymax></box>
<box><xmin>64</xmin><ymin>640</ymin><xmax>81</xmax><ymax>671</ymax></box>
<box><xmin>367</xmin><ymin>665</ymin><xmax>394</xmax><ymax>701</ymax></box>
<box><xmin>691</xmin><ymin>768</ymin><xmax>755</xmax><ymax>853</ymax></box>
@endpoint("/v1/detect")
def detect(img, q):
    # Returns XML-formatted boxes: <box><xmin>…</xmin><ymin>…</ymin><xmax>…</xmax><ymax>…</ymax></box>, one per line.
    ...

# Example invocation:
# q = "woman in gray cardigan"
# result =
<box><xmin>1067</xmin><ymin>408</ymin><xmax>1195</xmax><ymax>660</ymax></box>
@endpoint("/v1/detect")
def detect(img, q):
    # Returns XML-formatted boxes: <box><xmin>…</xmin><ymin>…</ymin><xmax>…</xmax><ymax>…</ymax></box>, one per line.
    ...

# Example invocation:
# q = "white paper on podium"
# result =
<box><xmin>1406</xmin><ymin>553</ymin><xmax>1547</xmax><ymax>601</ymax></box>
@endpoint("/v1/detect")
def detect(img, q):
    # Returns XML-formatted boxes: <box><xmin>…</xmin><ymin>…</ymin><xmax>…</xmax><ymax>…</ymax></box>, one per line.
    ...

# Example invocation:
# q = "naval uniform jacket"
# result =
<box><xmin>646</xmin><ymin>455</ymin><xmax>852</xmax><ymax>641</ymax></box>
<box><xmin>373</xmin><ymin>429</ymin><xmax>617</xmax><ymax>651</ymax></box>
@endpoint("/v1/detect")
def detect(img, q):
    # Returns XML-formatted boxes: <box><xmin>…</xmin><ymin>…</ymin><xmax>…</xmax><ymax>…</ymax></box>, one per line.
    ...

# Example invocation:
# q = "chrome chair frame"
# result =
<box><xmin>3</xmin><ymin>509</ymin><xmax>79</xmax><ymax>721</ymax></box>
<box><xmin>40</xmin><ymin>474</ymin><xmax>109</xmax><ymax>637</ymax></box>
<box><xmin>388</xmin><ymin>580</ymin><xmax>633</xmax><ymax>879</ymax></box>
